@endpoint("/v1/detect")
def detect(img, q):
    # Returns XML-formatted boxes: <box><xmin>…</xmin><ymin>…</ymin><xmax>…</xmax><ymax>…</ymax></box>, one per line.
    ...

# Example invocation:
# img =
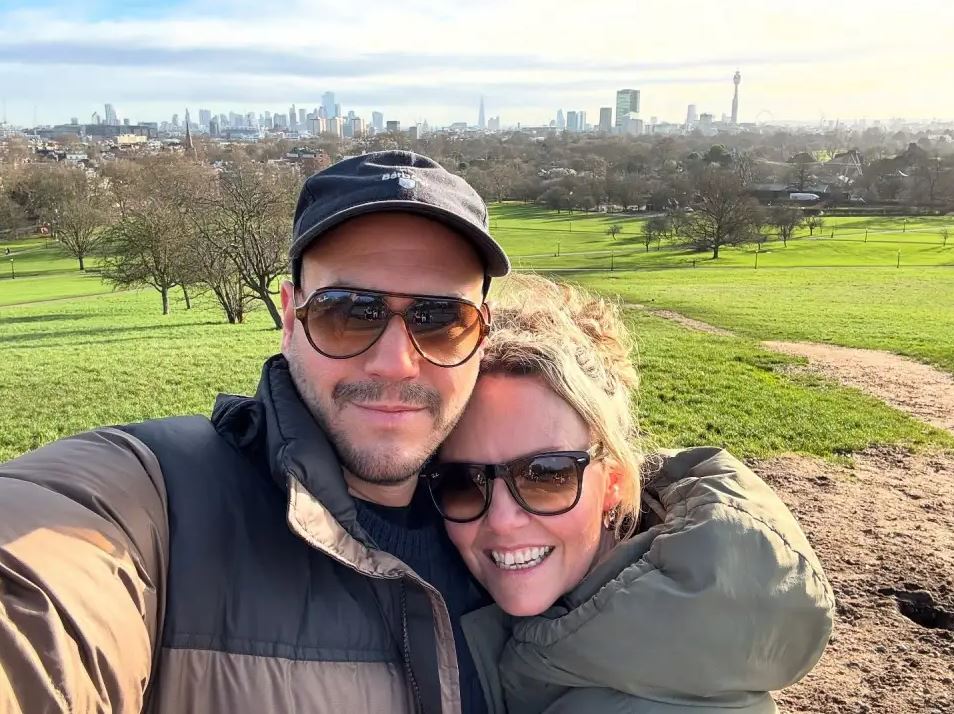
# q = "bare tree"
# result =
<box><xmin>788</xmin><ymin>155</ymin><xmax>815</xmax><ymax>192</ymax></box>
<box><xmin>538</xmin><ymin>186</ymin><xmax>570</xmax><ymax>213</ymax></box>
<box><xmin>769</xmin><ymin>206</ymin><xmax>804</xmax><ymax>247</ymax></box>
<box><xmin>54</xmin><ymin>182</ymin><xmax>112</xmax><ymax>271</ymax></box>
<box><xmin>0</xmin><ymin>192</ymin><xmax>27</xmax><ymax>238</ymax></box>
<box><xmin>8</xmin><ymin>164</ymin><xmax>86</xmax><ymax>228</ymax></box>
<box><xmin>681</xmin><ymin>169</ymin><xmax>763</xmax><ymax>259</ymax></box>
<box><xmin>101</xmin><ymin>208</ymin><xmax>184</xmax><ymax>315</ymax></box>
<box><xmin>806</xmin><ymin>215</ymin><xmax>824</xmax><ymax>236</ymax></box>
<box><xmin>643</xmin><ymin>215</ymin><xmax>672</xmax><ymax>251</ymax></box>
<box><xmin>204</xmin><ymin>161</ymin><xmax>299</xmax><ymax>329</ymax></box>
<box><xmin>101</xmin><ymin>156</ymin><xmax>196</xmax><ymax>315</ymax></box>
<box><xmin>606</xmin><ymin>224</ymin><xmax>623</xmax><ymax>240</ymax></box>
<box><xmin>942</xmin><ymin>227</ymin><xmax>950</xmax><ymax>248</ymax></box>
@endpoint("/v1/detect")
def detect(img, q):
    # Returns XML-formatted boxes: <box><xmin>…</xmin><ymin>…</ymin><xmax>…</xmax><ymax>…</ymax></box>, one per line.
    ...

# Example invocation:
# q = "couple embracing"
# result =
<box><xmin>0</xmin><ymin>151</ymin><xmax>833</xmax><ymax>714</ymax></box>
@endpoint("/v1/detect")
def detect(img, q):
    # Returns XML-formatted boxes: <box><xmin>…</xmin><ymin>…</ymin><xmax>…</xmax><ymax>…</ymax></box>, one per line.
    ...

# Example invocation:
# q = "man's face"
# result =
<box><xmin>281</xmin><ymin>212</ymin><xmax>487</xmax><ymax>485</ymax></box>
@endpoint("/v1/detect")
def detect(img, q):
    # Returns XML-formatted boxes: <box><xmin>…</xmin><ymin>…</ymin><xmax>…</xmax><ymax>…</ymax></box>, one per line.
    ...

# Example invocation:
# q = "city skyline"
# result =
<box><xmin>1</xmin><ymin>0</ymin><xmax>953</xmax><ymax>127</ymax></box>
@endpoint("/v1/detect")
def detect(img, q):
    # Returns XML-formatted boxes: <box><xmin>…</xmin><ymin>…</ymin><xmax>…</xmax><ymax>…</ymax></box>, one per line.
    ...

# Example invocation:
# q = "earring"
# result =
<box><xmin>603</xmin><ymin>504</ymin><xmax>621</xmax><ymax>530</ymax></box>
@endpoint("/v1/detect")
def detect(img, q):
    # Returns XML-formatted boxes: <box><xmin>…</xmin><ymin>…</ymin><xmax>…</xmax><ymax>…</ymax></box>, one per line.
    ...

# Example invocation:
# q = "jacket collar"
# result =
<box><xmin>213</xmin><ymin>353</ymin><xmax>361</xmax><ymax>537</ymax></box>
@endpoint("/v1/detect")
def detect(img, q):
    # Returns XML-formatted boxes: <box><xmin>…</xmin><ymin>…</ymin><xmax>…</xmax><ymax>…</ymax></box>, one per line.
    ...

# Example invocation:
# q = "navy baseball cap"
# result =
<box><xmin>290</xmin><ymin>150</ymin><xmax>510</xmax><ymax>285</ymax></box>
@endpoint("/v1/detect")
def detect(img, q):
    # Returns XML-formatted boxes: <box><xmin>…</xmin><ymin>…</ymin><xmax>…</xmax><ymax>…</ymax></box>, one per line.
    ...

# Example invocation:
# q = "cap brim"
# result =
<box><xmin>292</xmin><ymin>200</ymin><xmax>510</xmax><ymax>278</ymax></box>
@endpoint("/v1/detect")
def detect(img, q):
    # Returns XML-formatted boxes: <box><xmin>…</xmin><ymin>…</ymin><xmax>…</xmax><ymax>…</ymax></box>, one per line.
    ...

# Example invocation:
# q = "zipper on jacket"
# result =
<box><xmin>400</xmin><ymin>581</ymin><xmax>425</xmax><ymax>714</ymax></box>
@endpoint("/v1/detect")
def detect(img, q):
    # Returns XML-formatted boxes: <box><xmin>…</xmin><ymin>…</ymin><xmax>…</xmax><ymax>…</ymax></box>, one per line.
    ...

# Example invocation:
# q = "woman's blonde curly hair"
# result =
<box><xmin>483</xmin><ymin>274</ymin><xmax>645</xmax><ymax>537</ymax></box>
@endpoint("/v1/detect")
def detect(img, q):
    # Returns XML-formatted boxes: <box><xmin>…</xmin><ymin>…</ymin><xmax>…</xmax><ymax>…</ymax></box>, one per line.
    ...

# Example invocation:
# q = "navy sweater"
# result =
<box><xmin>355</xmin><ymin>486</ymin><xmax>489</xmax><ymax>714</ymax></box>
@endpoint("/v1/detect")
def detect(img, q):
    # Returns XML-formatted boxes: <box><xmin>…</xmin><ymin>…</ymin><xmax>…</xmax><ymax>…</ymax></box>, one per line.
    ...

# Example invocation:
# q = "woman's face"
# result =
<box><xmin>439</xmin><ymin>374</ymin><xmax>618</xmax><ymax>616</ymax></box>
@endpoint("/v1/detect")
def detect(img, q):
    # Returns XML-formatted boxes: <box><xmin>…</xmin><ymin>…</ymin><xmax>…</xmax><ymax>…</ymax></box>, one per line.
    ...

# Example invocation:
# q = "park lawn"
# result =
<box><xmin>574</xmin><ymin>267</ymin><xmax>954</xmax><ymax>374</ymax></box>
<box><xmin>0</xmin><ymin>271</ymin><xmax>116</xmax><ymax>305</ymax></box>
<box><xmin>1</xmin><ymin>285</ymin><xmax>951</xmax><ymax>463</ymax></box>
<box><xmin>0</xmin><ymin>289</ymin><xmax>279</xmax><ymax>462</ymax></box>
<box><xmin>622</xmin><ymin>309</ymin><xmax>952</xmax><ymax>456</ymax></box>
<box><xmin>487</xmin><ymin>204</ymin><xmax>954</xmax><ymax>270</ymax></box>
<box><xmin>2</xmin><ymin>236</ymin><xmax>101</xmax><ymax>276</ymax></box>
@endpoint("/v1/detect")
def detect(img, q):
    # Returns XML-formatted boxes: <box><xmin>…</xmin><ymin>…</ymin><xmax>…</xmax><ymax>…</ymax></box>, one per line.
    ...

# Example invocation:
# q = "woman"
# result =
<box><xmin>422</xmin><ymin>275</ymin><xmax>834</xmax><ymax>713</ymax></box>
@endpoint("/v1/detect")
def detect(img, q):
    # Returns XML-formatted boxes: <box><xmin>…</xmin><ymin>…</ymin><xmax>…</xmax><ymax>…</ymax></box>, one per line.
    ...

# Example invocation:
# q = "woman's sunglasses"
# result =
<box><xmin>422</xmin><ymin>450</ymin><xmax>592</xmax><ymax>523</ymax></box>
<box><xmin>294</xmin><ymin>287</ymin><xmax>490</xmax><ymax>368</ymax></box>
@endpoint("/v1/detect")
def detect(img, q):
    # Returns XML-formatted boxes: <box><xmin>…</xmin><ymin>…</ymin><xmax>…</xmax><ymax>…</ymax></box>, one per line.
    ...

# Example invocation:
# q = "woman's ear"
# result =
<box><xmin>601</xmin><ymin>458</ymin><xmax>623</xmax><ymax>511</ymax></box>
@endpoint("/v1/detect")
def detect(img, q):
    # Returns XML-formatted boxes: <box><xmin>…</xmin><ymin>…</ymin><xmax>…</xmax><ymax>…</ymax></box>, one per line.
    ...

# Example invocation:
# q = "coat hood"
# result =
<box><xmin>464</xmin><ymin>447</ymin><xmax>834</xmax><ymax>713</ymax></box>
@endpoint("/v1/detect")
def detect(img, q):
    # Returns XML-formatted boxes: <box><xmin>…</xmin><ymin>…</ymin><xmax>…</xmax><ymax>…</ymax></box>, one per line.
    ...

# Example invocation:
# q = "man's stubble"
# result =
<box><xmin>286</xmin><ymin>350</ymin><xmax>469</xmax><ymax>484</ymax></box>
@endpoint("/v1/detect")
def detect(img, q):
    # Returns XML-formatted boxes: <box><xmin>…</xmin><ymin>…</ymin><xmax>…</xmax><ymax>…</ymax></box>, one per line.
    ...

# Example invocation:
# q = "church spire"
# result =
<box><xmin>184</xmin><ymin>108</ymin><xmax>197</xmax><ymax>160</ymax></box>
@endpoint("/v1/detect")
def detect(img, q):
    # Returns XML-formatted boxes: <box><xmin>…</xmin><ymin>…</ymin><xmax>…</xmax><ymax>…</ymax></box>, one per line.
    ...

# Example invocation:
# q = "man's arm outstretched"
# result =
<box><xmin>0</xmin><ymin>428</ymin><xmax>168</xmax><ymax>713</ymax></box>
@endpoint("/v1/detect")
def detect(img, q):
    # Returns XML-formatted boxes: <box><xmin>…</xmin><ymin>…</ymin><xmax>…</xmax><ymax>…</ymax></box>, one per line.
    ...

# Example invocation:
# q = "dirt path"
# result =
<box><xmin>764</xmin><ymin>342</ymin><xmax>954</xmax><ymax>435</ymax></box>
<box><xmin>756</xmin><ymin>448</ymin><xmax>954</xmax><ymax>714</ymax></box>
<box><xmin>628</xmin><ymin>305</ymin><xmax>954</xmax><ymax>436</ymax></box>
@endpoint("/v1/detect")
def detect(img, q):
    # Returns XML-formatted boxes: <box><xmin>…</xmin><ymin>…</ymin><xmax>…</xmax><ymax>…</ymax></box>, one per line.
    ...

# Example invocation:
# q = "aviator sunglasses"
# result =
<box><xmin>422</xmin><ymin>450</ymin><xmax>593</xmax><ymax>523</ymax></box>
<box><xmin>294</xmin><ymin>287</ymin><xmax>490</xmax><ymax>368</ymax></box>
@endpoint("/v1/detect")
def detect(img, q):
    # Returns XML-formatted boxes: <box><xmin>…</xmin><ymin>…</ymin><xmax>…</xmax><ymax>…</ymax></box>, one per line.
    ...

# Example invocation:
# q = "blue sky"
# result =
<box><xmin>2</xmin><ymin>0</ymin><xmax>952</xmax><ymax>128</ymax></box>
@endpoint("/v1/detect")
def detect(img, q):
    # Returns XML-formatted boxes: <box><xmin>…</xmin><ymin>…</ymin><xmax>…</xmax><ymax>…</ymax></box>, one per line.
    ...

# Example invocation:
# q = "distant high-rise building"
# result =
<box><xmin>620</xmin><ymin>112</ymin><xmax>643</xmax><ymax>136</ymax></box>
<box><xmin>598</xmin><ymin>107</ymin><xmax>613</xmax><ymax>133</ymax></box>
<box><xmin>372</xmin><ymin>111</ymin><xmax>384</xmax><ymax>131</ymax></box>
<box><xmin>478</xmin><ymin>96</ymin><xmax>486</xmax><ymax>129</ymax></box>
<box><xmin>351</xmin><ymin>117</ymin><xmax>365</xmax><ymax>137</ymax></box>
<box><xmin>578</xmin><ymin>111</ymin><xmax>587</xmax><ymax>132</ymax></box>
<box><xmin>386</xmin><ymin>120</ymin><xmax>400</xmax><ymax>132</ymax></box>
<box><xmin>322</xmin><ymin>92</ymin><xmax>335</xmax><ymax>118</ymax></box>
<box><xmin>91</xmin><ymin>111</ymin><xmax>101</xmax><ymax>125</ymax></box>
<box><xmin>731</xmin><ymin>70</ymin><xmax>741</xmax><ymax>125</ymax></box>
<box><xmin>307</xmin><ymin>115</ymin><xmax>327</xmax><ymax>135</ymax></box>
<box><xmin>218</xmin><ymin>113</ymin><xmax>228</xmax><ymax>128</ymax></box>
<box><xmin>328</xmin><ymin>117</ymin><xmax>342</xmax><ymax>137</ymax></box>
<box><xmin>289</xmin><ymin>105</ymin><xmax>297</xmax><ymax>128</ymax></box>
<box><xmin>104</xmin><ymin>103</ymin><xmax>118</xmax><ymax>126</ymax></box>
<box><xmin>199</xmin><ymin>109</ymin><xmax>212</xmax><ymax>127</ymax></box>
<box><xmin>686</xmin><ymin>104</ymin><xmax>698</xmax><ymax>128</ymax></box>
<box><xmin>247</xmin><ymin>112</ymin><xmax>256</xmax><ymax>127</ymax></box>
<box><xmin>566</xmin><ymin>111</ymin><xmax>578</xmax><ymax>132</ymax></box>
<box><xmin>488</xmin><ymin>116</ymin><xmax>501</xmax><ymax>132</ymax></box>
<box><xmin>264</xmin><ymin>111</ymin><xmax>272</xmax><ymax>129</ymax></box>
<box><xmin>334</xmin><ymin>103</ymin><xmax>342</xmax><ymax>118</ymax></box>
<box><xmin>556</xmin><ymin>109</ymin><xmax>565</xmax><ymax>130</ymax></box>
<box><xmin>615</xmin><ymin>89</ymin><xmax>640</xmax><ymax>127</ymax></box>
<box><xmin>172</xmin><ymin>113</ymin><xmax>180</xmax><ymax>128</ymax></box>
<box><xmin>70</xmin><ymin>117</ymin><xmax>78</xmax><ymax>126</ymax></box>
<box><xmin>209</xmin><ymin>117</ymin><xmax>220</xmax><ymax>137</ymax></box>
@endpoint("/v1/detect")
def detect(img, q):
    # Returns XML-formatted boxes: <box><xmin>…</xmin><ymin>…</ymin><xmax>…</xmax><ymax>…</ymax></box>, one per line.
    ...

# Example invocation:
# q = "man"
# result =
<box><xmin>0</xmin><ymin>151</ymin><xmax>509</xmax><ymax>714</ymax></box>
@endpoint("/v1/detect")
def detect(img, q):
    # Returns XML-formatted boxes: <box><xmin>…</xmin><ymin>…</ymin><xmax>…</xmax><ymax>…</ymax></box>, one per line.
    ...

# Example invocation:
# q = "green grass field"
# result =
<box><xmin>1</xmin><ymin>205</ymin><xmax>952</xmax><ymax>462</ymax></box>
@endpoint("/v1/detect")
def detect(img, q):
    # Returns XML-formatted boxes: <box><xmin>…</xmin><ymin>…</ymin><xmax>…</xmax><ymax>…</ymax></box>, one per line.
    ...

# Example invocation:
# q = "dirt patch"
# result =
<box><xmin>756</xmin><ymin>447</ymin><xmax>954</xmax><ymax>714</ymax></box>
<box><xmin>765</xmin><ymin>342</ymin><xmax>954</xmax><ymax>435</ymax></box>
<box><xmin>651</xmin><ymin>309</ymin><xmax>737</xmax><ymax>337</ymax></box>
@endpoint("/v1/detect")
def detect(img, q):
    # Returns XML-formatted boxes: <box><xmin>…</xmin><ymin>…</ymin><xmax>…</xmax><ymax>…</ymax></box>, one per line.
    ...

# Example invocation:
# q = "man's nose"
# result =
<box><xmin>362</xmin><ymin>316</ymin><xmax>421</xmax><ymax>381</ymax></box>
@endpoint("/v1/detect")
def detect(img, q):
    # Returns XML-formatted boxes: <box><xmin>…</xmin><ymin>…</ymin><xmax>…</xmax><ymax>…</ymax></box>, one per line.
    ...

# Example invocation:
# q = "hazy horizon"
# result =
<box><xmin>2</xmin><ymin>0</ymin><xmax>953</xmax><ymax>128</ymax></box>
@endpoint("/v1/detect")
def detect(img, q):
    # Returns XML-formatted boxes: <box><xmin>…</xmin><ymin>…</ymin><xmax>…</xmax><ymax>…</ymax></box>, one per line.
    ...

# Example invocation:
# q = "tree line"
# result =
<box><xmin>1</xmin><ymin>155</ymin><xmax>299</xmax><ymax>326</ymax></box>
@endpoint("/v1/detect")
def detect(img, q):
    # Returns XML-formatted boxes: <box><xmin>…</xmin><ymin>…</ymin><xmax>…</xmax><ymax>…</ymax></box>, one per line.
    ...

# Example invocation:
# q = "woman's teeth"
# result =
<box><xmin>490</xmin><ymin>546</ymin><xmax>554</xmax><ymax>570</ymax></box>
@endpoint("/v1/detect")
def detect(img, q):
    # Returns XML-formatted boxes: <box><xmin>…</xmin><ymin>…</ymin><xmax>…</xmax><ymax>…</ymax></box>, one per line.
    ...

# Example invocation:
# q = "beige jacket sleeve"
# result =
<box><xmin>0</xmin><ymin>428</ymin><xmax>168</xmax><ymax>713</ymax></box>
